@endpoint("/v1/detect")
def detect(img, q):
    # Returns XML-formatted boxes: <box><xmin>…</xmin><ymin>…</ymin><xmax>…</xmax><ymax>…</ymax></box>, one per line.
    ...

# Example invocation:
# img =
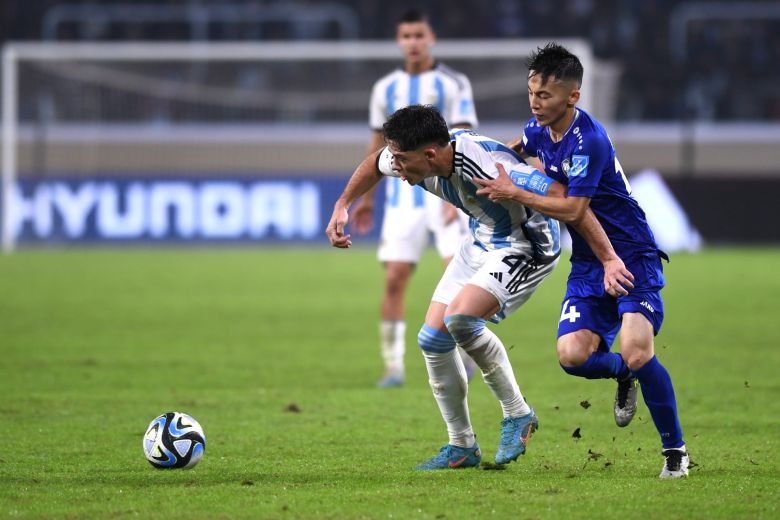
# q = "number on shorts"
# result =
<box><xmin>501</xmin><ymin>255</ymin><xmax>538</xmax><ymax>294</ymax></box>
<box><xmin>559</xmin><ymin>299</ymin><xmax>581</xmax><ymax>323</ymax></box>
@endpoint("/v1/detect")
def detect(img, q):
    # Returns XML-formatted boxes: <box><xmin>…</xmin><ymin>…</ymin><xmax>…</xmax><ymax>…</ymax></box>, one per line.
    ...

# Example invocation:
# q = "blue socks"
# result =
<box><xmin>562</xmin><ymin>352</ymin><xmax>684</xmax><ymax>449</ymax></box>
<box><xmin>631</xmin><ymin>356</ymin><xmax>684</xmax><ymax>449</ymax></box>
<box><xmin>560</xmin><ymin>351</ymin><xmax>630</xmax><ymax>380</ymax></box>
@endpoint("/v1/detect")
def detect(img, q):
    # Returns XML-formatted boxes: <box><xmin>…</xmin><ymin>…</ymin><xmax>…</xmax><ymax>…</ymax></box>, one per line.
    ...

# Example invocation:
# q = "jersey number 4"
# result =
<box><xmin>559</xmin><ymin>299</ymin><xmax>581</xmax><ymax>323</ymax></box>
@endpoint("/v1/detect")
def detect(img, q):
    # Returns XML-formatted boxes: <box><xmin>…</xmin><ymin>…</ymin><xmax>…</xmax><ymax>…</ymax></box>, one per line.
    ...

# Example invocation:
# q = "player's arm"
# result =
<box><xmin>571</xmin><ymin>210</ymin><xmax>634</xmax><ymax>296</ymax></box>
<box><xmin>349</xmin><ymin>130</ymin><xmax>386</xmax><ymax>235</ymax></box>
<box><xmin>474</xmin><ymin>164</ymin><xmax>634</xmax><ymax>295</ymax></box>
<box><xmin>325</xmin><ymin>148</ymin><xmax>385</xmax><ymax>249</ymax></box>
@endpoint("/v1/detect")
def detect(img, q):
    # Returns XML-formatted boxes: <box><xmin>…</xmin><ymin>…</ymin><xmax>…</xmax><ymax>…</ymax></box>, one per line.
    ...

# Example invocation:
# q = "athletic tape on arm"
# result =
<box><xmin>509</xmin><ymin>168</ymin><xmax>552</xmax><ymax>195</ymax></box>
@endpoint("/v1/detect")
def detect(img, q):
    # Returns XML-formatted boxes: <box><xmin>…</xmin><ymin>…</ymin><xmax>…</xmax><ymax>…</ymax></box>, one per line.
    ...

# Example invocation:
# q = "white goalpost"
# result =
<box><xmin>1</xmin><ymin>39</ymin><xmax>596</xmax><ymax>252</ymax></box>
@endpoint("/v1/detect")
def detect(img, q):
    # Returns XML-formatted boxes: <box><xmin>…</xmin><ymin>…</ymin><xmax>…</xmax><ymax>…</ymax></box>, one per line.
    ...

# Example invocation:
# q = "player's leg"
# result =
<box><xmin>556</xmin><ymin>295</ymin><xmax>637</xmax><ymax>426</ymax></box>
<box><xmin>444</xmin><ymin>284</ymin><xmax>531</xmax><ymax>418</ymax></box>
<box><xmin>619</xmin><ymin>309</ymin><xmax>687</xmax><ymax>478</ymax></box>
<box><xmin>415</xmin><ymin>247</ymin><xmax>481</xmax><ymax>470</ymax></box>
<box><xmin>376</xmin><ymin>206</ymin><xmax>427</xmax><ymax>387</ymax></box>
<box><xmin>377</xmin><ymin>261</ymin><xmax>413</xmax><ymax>387</ymax></box>
<box><xmin>556</xmin><ymin>299</ymin><xmax>630</xmax><ymax>380</ymax></box>
<box><xmin>445</xmin><ymin>251</ymin><xmax>556</xmax><ymax>464</ymax></box>
<box><xmin>428</xmin><ymin>197</ymin><xmax>478</xmax><ymax>381</ymax></box>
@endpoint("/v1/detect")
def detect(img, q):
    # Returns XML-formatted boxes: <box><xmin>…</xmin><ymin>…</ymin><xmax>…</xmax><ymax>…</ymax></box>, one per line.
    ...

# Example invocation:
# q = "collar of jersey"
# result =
<box><xmin>547</xmin><ymin>108</ymin><xmax>581</xmax><ymax>143</ymax></box>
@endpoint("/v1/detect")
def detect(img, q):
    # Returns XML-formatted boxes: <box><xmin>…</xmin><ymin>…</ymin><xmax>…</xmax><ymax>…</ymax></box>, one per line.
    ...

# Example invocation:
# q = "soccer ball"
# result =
<box><xmin>142</xmin><ymin>412</ymin><xmax>206</xmax><ymax>469</ymax></box>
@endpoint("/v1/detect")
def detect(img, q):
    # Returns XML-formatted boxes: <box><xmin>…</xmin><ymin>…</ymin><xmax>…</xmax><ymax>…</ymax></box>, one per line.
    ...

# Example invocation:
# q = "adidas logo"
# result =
<box><xmin>489</xmin><ymin>272</ymin><xmax>503</xmax><ymax>283</ymax></box>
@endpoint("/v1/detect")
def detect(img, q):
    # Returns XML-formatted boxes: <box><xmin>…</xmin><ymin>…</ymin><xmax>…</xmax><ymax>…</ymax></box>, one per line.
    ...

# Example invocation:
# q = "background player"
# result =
<box><xmin>349</xmin><ymin>9</ymin><xmax>477</xmax><ymax>388</ymax></box>
<box><xmin>326</xmin><ymin>105</ymin><xmax>629</xmax><ymax>469</ymax></box>
<box><xmin>475</xmin><ymin>43</ymin><xmax>689</xmax><ymax>478</ymax></box>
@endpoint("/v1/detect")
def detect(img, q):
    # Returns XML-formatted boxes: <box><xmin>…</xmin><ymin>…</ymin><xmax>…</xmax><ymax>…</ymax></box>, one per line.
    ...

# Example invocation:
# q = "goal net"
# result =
<box><xmin>1</xmin><ymin>39</ymin><xmax>598</xmax><ymax>251</ymax></box>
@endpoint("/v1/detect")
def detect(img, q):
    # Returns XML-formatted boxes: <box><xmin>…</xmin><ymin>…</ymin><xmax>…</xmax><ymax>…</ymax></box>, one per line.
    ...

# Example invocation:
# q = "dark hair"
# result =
<box><xmin>526</xmin><ymin>42</ymin><xmax>583</xmax><ymax>87</ymax></box>
<box><xmin>398</xmin><ymin>8</ymin><xmax>429</xmax><ymax>25</ymax></box>
<box><xmin>383</xmin><ymin>105</ymin><xmax>450</xmax><ymax>151</ymax></box>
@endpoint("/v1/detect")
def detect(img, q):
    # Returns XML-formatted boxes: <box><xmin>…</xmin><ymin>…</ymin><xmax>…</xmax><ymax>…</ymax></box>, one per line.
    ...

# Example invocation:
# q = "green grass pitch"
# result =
<box><xmin>1</xmin><ymin>247</ymin><xmax>779</xmax><ymax>519</ymax></box>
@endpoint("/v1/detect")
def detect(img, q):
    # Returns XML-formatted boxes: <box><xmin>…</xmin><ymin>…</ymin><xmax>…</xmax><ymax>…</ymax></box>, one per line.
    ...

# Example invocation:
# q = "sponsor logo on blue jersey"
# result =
<box><xmin>569</xmin><ymin>155</ymin><xmax>589</xmax><ymax>178</ymax></box>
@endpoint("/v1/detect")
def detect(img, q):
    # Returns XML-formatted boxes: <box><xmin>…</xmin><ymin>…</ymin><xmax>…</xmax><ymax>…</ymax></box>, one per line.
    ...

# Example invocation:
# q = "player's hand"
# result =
<box><xmin>326</xmin><ymin>205</ymin><xmax>352</xmax><ymax>248</ymax></box>
<box><xmin>350</xmin><ymin>198</ymin><xmax>375</xmax><ymax>235</ymax></box>
<box><xmin>474</xmin><ymin>163</ymin><xmax>525</xmax><ymax>202</ymax></box>
<box><xmin>441</xmin><ymin>202</ymin><xmax>459</xmax><ymax>225</ymax></box>
<box><xmin>603</xmin><ymin>257</ymin><xmax>634</xmax><ymax>297</ymax></box>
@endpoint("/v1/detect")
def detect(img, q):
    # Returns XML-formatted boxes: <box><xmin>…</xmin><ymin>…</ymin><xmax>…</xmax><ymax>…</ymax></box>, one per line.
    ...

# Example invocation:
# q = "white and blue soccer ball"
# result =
<box><xmin>143</xmin><ymin>412</ymin><xmax>206</xmax><ymax>469</ymax></box>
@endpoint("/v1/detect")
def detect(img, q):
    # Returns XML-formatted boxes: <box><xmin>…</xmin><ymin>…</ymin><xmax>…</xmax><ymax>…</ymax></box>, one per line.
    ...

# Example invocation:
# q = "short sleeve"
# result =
<box><xmin>565</xmin><ymin>132</ymin><xmax>611</xmax><ymax>198</ymax></box>
<box><xmin>447</xmin><ymin>73</ymin><xmax>479</xmax><ymax>128</ymax></box>
<box><xmin>369</xmin><ymin>79</ymin><xmax>388</xmax><ymax>131</ymax></box>
<box><xmin>521</xmin><ymin>120</ymin><xmax>540</xmax><ymax>158</ymax></box>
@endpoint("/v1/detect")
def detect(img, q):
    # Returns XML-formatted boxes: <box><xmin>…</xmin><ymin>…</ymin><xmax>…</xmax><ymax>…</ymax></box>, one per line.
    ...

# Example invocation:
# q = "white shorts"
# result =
<box><xmin>431</xmin><ymin>240</ymin><xmax>559</xmax><ymax>323</ymax></box>
<box><xmin>378</xmin><ymin>189</ymin><xmax>469</xmax><ymax>263</ymax></box>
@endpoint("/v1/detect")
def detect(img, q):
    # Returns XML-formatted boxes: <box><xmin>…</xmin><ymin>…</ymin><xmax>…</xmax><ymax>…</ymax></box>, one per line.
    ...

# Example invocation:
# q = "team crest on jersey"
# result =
<box><xmin>568</xmin><ymin>155</ymin><xmax>589</xmax><ymax>178</ymax></box>
<box><xmin>562</xmin><ymin>159</ymin><xmax>571</xmax><ymax>177</ymax></box>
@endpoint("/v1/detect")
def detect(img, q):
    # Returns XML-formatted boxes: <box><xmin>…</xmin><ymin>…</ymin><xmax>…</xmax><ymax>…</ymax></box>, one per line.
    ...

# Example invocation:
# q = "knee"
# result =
<box><xmin>418</xmin><ymin>324</ymin><xmax>456</xmax><ymax>353</ymax></box>
<box><xmin>557</xmin><ymin>342</ymin><xmax>591</xmax><ymax>367</ymax></box>
<box><xmin>556</xmin><ymin>332</ymin><xmax>598</xmax><ymax>367</ymax></box>
<box><xmin>622</xmin><ymin>350</ymin><xmax>653</xmax><ymax>371</ymax></box>
<box><xmin>442</xmin><ymin>314</ymin><xmax>486</xmax><ymax>345</ymax></box>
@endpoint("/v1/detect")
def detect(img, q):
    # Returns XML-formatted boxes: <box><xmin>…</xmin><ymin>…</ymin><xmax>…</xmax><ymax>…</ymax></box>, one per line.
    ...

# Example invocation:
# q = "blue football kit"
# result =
<box><xmin>520</xmin><ymin>108</ymin><xmax>684</xmax><ymax>450</ymax></box>
<box><xmin>521</xmin><ymin>108</ymin><xmax>667</xmax><ymax>347</ymax></box>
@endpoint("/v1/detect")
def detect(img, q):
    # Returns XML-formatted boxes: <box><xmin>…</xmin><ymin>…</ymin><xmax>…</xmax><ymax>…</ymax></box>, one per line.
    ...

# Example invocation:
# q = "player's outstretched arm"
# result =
<box><xmin>349</xmin><ymin>130</ymin><xmax>386</xmax><ymax>235</ymax></box>
<box><xmin>325</xmin><ymin>149</ymin><xmax>384</xmax><ymax>249</ymax></box>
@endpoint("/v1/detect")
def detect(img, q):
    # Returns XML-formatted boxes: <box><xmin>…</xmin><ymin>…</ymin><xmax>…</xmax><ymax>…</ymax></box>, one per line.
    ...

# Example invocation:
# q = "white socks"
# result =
<box><xmin>460</xmin><ymin>327</ymin><xmax>530</xmax><ymax>418</ymax></box>
<box><xmin>380</xmin><ymin>320</ymin><xmax>406</xmax><ymax>376</ymax></box>
<box><xmin>421</xmin><ymin>349</ymin><xmax>475</xmax><ymax>448</ymax></box>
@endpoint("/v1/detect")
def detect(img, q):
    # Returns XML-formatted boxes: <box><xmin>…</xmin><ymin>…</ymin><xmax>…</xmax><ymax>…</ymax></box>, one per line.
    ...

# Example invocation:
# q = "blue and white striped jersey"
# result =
<box><xmin>370</xmin><ymin>62</ymin><xmax>478</xmax><ymax>211</ymax></box>
<box><xmin>420</xmin><ymin>129</ymin><xmax>560</xmax><ymax>262</ymax></box>
<box><xmin>369</xmin><ymin>62</ymin><xmax>478</xmax><ymax>131</ymax></box>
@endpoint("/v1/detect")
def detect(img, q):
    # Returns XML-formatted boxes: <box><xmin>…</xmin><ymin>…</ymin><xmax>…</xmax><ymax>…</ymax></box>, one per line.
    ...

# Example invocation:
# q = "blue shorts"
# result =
<box><xmin>557</xmin><ymin>253</ymin><xmax>666</xmax><ymax>350</ymax></box>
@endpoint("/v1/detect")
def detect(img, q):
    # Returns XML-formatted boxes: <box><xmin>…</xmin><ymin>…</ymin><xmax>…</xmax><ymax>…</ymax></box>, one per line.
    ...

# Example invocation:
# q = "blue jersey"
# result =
<box><xmin>521</xmin><ymin>109</ymin><xmax>659</xmax><ymax>263</ymax></box>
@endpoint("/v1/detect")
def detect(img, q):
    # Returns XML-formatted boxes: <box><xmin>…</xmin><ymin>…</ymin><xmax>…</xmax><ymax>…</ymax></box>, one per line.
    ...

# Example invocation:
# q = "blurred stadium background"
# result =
<box><xmin>2</xmin><ymin>0</ymin><xmax>779</xmax><ymax>251</ymax></box>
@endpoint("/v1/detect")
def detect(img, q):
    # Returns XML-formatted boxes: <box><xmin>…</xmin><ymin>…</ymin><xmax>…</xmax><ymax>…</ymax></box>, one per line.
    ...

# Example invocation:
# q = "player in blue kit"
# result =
<box><xmin>474</xmin><ymin>43</ymin><xmax>689</xmax><ymax>478</ymax></box>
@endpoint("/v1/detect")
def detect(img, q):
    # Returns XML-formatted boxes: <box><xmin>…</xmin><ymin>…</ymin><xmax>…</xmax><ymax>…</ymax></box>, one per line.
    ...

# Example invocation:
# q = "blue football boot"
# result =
<box><xmin>495</xmin><ymin>409</ymin><xmax>538</xmax><ymax>465</ymax></box>
<box><xmin>415</xmin><ymin>442</ymin><xmax>482</xmax><ymax>470</ymax></box>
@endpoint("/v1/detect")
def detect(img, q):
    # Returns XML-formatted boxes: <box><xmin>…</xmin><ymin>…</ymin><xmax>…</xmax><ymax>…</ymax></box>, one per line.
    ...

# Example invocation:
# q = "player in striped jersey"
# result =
<box><xmin>349</xmin><ymin>9</ymin><xmax>478</xmax><ymax>388</ymax></box>
<box><xmin>326</xmin><ymin>105</ymin><xmax>629</xmax><ymax>469</ymax></box>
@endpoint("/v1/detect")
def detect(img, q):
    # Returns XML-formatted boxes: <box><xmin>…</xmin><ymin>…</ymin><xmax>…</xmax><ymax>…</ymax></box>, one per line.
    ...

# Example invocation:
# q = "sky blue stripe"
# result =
<box><xmin>418</xmin><ymin>324</ymin><xmax>455</xmax><ymax>352</ymax></box>
<box><xmin>413</xmin><ymin>185</ymin><xmax>425</xmax><ymax>208</ymax></box>
<box><xmin>440</xmin><ymin>178</ymin><xmax>472</xmax><ymax>217</ymax></box>
<box><xmin>547</xmin><ymin>216</ymin><xmax>561</xmax><ymax>253</ymax></box>
<box><xmin>409</xmin><ymin>75</ymin><xmax>420</xmax><ymax>105</ymax></box>
<box><xmin>461</xmin><ymin>176</ymin><xmax>512</xmax><ymax>248</ymax></box>
<box><xmin>434</xmin><ymin>77</ymin><xmax>445</xmax><ymax>113</ymax></box>
<box><xmin>385</xmin><ymin>80</ymin><xmax>397</xmax><ymax>116</ymax></box>
<box><xmin>389</xmin><ymin>176</ymin><xmax>400</xmax><ymax>207</ymax></box>
<box><xmin>420</xmin><ymin>323</ymin><xmax>453</xmax><ymax>340</ymax></box>
<box><xmin>476</xmin><ymin>140</ymin><xmax>524</xmax><ymax>162</ymax></box>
